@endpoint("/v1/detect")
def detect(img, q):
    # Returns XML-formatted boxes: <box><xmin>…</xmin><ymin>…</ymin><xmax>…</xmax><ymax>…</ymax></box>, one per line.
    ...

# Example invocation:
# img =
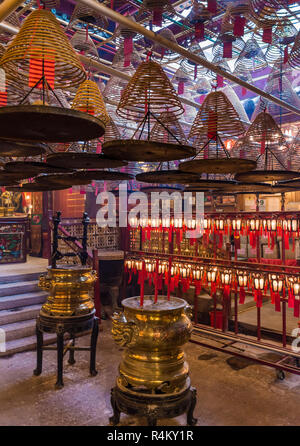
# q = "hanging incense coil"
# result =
<box><xmin>264</xmin><ymin>21</ymin><xmax>297</xmax><ymax>64</ymax></box>
<box><xmin>136</xmin><ymin>0</ymin><xmax>176</xmax><ymax>25</ymax></box>
<box><xmin>116</xmin><ymin>60</ymin><xmax>184</xmax><ymax>122</ymax></box>
<box><xmin>288</xmin><ymin>30</ymin><xmax>300</xmax><ymax>69</ymax></box>
<box><xmin>68</xmin><ymin>2</ymin><xmax>108</xmax><ymax>29</ymax></box>
<box><xmin>250</xmin><ymin>0</ymin><xmax>290</xmax><ymax>26</ymax></box>
<box><xmin>102</xmin><ymin>139</ymin><xmax>195</xmax><ymax>162</ymax></box>
<box><xmin>46</xmin><ymin>152</ymin><xmax>127</xmax><ymax>169</ymax></box>
<box><xmin>180</xmin><ymin>40</ymin><xmax>209</xmax><ymax>75</ymax></box>
<box><xmin>243</xmin><ymin>111</ymin><xmax>286</xmax><ymax>147</ymax></box>
<box><xmin>0</xmin><ymin>140</ymin><xmax>47</xmax><ymax>157</ymax></box>
<box><xmin>119</xmin><ymin>16</ymin><xmax>137</xmax><ymax>40</ymax></box>
<box><xmin>136</xmin><ymin>170</ymin><xmax>201</xmax><ymax>184</ymax></box>
<box><xmin>185</xmin><ymin>1</ymin><xmax>212</xmax><ymax>39</ymax></box>
<box><xmin>103</xmin><ymin>118</ymin><xmax>121</xmax><ymax>142</ymax></box>
<box><xmin>234</xmin><ymin>38</ymin><xmax>268</xmax><ymax>72</ymax></box>
<box><xmin>0</xmin><ymin>9</ymin><xmax>86</xmax><ymax>90</ymax></box>
<box><xmin>189</xmin><ymin>91</ymin><xmax>245</xmax><ymax>143</ymax></box>
<box><xmin>4</xmin><ymin>161</ymin><xmax>73</xmax><ymax>175</ymax></box>
<box><xmin>71</xmin><ymin>79</ymin><xmax>109</xmax><ymax>126</ymax></box>
<box><xmin>150</xmin><ymin>111</ymin><xmax>187</xmax><ymax>145</ymax></box>
<box><xmin>70</xmin><ymin>29</ymin><xmax>99</xmax><ymax>59</ymax></box>
<box><xmin>179</xmin><ymin>158</ymin><xmax>256</xmax><ymax>174</ymax></box>
<box><xmin>152</xmin><ymin>29</ymin><xmax>179</xmax><ymax>63</ymax></box>
<box><xmin>235</xmin><ymin>170</ymin><xmax>300</xmax><ymax>183</ymax></box>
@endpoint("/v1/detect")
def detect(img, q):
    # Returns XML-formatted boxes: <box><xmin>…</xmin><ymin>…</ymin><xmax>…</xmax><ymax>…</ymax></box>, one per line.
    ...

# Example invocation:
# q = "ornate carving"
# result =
<box><xmin>111</xmin><ymin>312</ymin><xmax>137</xmax><ymax>347</ymax></box>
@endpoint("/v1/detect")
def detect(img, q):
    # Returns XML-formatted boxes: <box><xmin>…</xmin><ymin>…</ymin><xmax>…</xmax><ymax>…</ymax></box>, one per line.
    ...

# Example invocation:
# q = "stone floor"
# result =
<box><xmin>0</xmin><ymin>256</ymin><xmax>48</xmax><ymax>277</ymax></box>
<box><xmin>1</xmin><ymin>320</ymin><xmax>300</xmax><ymax>426</ymax></box>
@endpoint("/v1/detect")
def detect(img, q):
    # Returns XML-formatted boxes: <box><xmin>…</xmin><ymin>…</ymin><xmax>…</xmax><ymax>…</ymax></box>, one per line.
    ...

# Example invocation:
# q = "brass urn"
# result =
<box><xmin>38</xmin><ymin>265</ymin><xmax>97</xmax><ymax>318</ymax></box>
<box><xmin>112</xmin><ymin>295</ymin><xmax>193</xmax><ymax>394</ymax></box>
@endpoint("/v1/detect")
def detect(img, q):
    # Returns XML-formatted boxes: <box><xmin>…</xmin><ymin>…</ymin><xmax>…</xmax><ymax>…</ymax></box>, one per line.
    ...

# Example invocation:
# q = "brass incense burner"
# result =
<box><xmin>39</xmin><ymin>265</ymin><xmax>96</xmax><ymax>318</ymax></box>
<box><xmin>110</xmin><ymin>295</ymin><xmax>197</xmax><ymax>426</ymax></box>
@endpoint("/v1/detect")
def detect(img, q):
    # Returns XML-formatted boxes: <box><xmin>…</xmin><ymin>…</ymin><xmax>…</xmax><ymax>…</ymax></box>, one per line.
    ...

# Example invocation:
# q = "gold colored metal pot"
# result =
<box><xmin>0</xmin><ymin>206</ymin><xmax>5</xmax><ymax>217</ymax></box>
<box><xmin>112</xmin><ymin>295</ymin><xmax>192</xmax><ymax>394</ymax></box>
<box><xmin>38</xmin><ymin>265</ymin><xmax>97</xmax><ymax>318</ymax></box>
<box><xmin>4</xmin><ymin>207</ymin><xmax>14</xmax><ymax>216</ymax></box>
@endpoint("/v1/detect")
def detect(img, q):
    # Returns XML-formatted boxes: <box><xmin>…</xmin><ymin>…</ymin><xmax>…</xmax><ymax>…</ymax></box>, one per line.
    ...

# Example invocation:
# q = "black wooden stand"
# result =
<box><xmin>33</xmin><ymin>311</ymin><xmax>99</xmax><ymax>389</ymax></box>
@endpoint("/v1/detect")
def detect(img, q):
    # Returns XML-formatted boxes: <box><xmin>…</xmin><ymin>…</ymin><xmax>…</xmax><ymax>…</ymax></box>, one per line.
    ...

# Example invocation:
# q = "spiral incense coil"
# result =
<box><xmin>0</xmin><ymin>9</ymin><xmax>86</xmax><ymax>90</ymax></box>
<box><xmin>152</xmin><ymin>29</ymin><xmax>179</xmax><ymax>63</ymax></box>
<box><xmin>150</xmin><ymin>111</ymin><xmax>187</xmax><ymax>145</ymax></box>
<box><xmin>288</xmin><ymin>30</ymin><xmax>300</xmax><ymax>69</ymax></box>
<box><xmin>119</xmin><ymin>15</ymin><xmax>137</xmax><ymax>40</ymax></box>
<box><xmin>103</xmin><ymin>118</ymin><xmax>121</xmax><ymax>142</ymax></box>
<box><xmin>70</xmin><ymin>29</ymin><xmax>99</xmax><ymax>59</ymax></box>
<box><xmin>250</xmin><ymin>0</ymin><xmax>290</xmax><ymax>25</ymax></box>
<box><xmin>234</xmin><ymin>38</ymin><xmax>268</xmax><ymax>72</ymax></box>
<box><xmin>116</xmin><ymin>60</ymin><xmax>184</xmax><ymax>122</ymax></box>
<box><xmin>189</xmin><ymin>91</ymin><xmax>245</xmax><ymax>142</ymax></box>
<box><xmin>68</xmin><ymin>2</ymin><xmax>108</xmax><ymax>29</ymax></box>
<box><xmin>243</xmin><ymin>111</ymin><xmax>286</xmax><ymax>146</ymax></box>
<box><xmin>72</xmin><ymin>79</ymin><xmax>109</xmax><ymax>126</ymax></box>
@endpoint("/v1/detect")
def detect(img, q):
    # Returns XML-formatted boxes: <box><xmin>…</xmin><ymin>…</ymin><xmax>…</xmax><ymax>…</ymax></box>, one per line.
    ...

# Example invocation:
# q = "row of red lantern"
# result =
<box><xmin>124</xmin><ymin>258</ymin><xmax>300</xmax><ymax>316</ymax></box>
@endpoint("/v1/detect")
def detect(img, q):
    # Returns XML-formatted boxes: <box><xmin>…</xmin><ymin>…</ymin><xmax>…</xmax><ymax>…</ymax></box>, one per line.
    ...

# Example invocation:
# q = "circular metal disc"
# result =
<box><xmin>0</xmin><ymin>139</ymin><xmax>47</xmax><ymax>157</ymax></box>
<box><xmin>46</xmin><ymin>152</ymin><xmax>128</xmax><ymax>169</ymax></box>
<box><xmin>277</xmin><ymin>179</ymin><xmax>300</xmax><ymax>190</ymax></box>
<box><xmin>0</xmin><ymin>171</ymin><xmax>31</xmax><ymax>182</ymax></box>
<box><xmin>184</xmin><ymin>179</ymin><xmax>236</xmax><ymax>191</ymax></box>
<box><xmin>235</xmin><ymin>170</ymin><xmax>300</xmax><ymax>183</ymax></box>
<box><xmin>71</xmin><ymin>170</ymin><xmax>134</xmax><ymax>181</ymax></box>
<box><xmin>140</xmin><ymin>185</ymin><xmax>183</xmax><ymax>193</ymax></box>
<box><xmin>35</xmin><ymin>174</ymin><xmax>91</xmax><ymax>187</ymax></box>
<box><xmin>4</xmin><ymin>161</ymin><xmax>73</xmax><ymax>176</ymax></box>
<box><xmin>179</xmin><ymin>158</ymin><xmax>257</xmax><ymax>174</ymax></box>
<box><xmin>102</xmin><ymin>140</ymin><xmax>196</xmax><ymax>162</ymax></box>
<box><xmin>6</xmin><ymin>183</ymin><xmax>71</xmax><ymax>192</ymax></box>
<box><xmin>136</xmin><ymin>170</ymin><xmax>201</xmax><ymax>184</ymax></box>
<box><xmin>221</xmin><ymin>182</ymin><xmax>274</xmax><ymax>193</ymax></box>
<box><xmin>0</xmin><ymin>106</ymin><xmax>106</xmax><ymax>142</ymax></box>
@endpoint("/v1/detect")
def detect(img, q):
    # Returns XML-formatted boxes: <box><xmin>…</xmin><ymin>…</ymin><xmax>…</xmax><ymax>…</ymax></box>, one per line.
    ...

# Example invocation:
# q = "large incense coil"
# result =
<box><xmin>235</xmin><ymin>170</ymin><xmax>300</xmax><ymax>183</ymax></box>
<box><xmin>289</xmin><ymin>30</ymin><xmax>300</xmax><ymax>70</ymax></box>
<box><xmin>250</xmin><ymin>0</ymin><xmax>290</xmax><ymax>25</ymax></box>
<box><xmin>136</xmin><ymin>170</ymin><xmax>201</xmax><ymax>184</ymax></box>
<box><xmin>4</xmin><ymin>161</ymin><xmax>73</xmax><ymax>175</ymax></box>
<box><xmin>243</xmin><ymin>111</ymin><xmax>286</xmax><ymax>146</ymax></box>
<box><xmin>234</xmin><ymin>38</ymin><xmax>268</xmax><ymax>73</ymax></box>
<box><xmin>152</xmin><ymin>28</ymin><xmax>179</xmax><ymax>63</ymax></box>
<box><xmin>180</xmin><ymin>40</ymin><xmax>208</xmax><ymax>75</ymax></box>
<box><xmin>102</xmin><ymin>139</ymin><xmax>195</xmax><ymax>162</ymax></box>
<box><xmin>103</xmin><ymin>118</ymin><xmax>121</xmax><ymax>142</ymax></box>
<box><xmin>68</xmin><ymin>2</ymin><xmax>108</xmax><ymax>29</ymax></box>
<box><xmin>70</xmin><ymin>29</ymin><xmax>99</xmax><ymax>59</ymax></box>
<box><xmin>71</xmin><ymin>79</ymin><xmax>109</xmax><ymax>126</ymax></box>
<box><xmin>0</xmin><ymin>140</ymin><xmax>46</xmax><ymax>157</ymax></box>
<box><xmin>116</xmin><ymin>60</ymin><xmax>184</xmax><ymax>122</ymax></box>
<box><xmin>0</xmin><ymin>10</ymin><xmax>86</xmax><ymax>90</ymax></box>
<box><xmin>137</xmin><ymin>0</ymin><xmax>176</xmax><ymax>22</ymax></box>
<box><xmin>0</xmin><ymin>44</ymin><xmax>25</xmax><ymax>105</ymax></box>
<box><xmin>189</xmin><ymin>91</ymin><xmax>245</xmax><ymax>142</ymax></box>
<box><xmin>150</xmin><ymin>111</ymin><xmax>187</xmax><ymax>145</ymax></box>
<box><xmin>179</xmin><ymin>158</ymin><xmax>256</xmax><ymax>174</ymax></box>
<box><xmin>0</xmin><ymin>105</ymin><xmax>106</xmax><ymax>142</ymax></box>
<box><xmin>264</xmin><ymin>21</ymin><xmax>297</xmax><ymax>64</ymax></box>
<box><xmin>46</xmin><ymin>152</ymin><xmax>127</xmax><ymax>169</ymax></box>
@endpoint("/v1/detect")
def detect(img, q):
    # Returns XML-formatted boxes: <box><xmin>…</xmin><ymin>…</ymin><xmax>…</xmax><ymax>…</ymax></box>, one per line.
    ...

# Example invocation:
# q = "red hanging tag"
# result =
<box><xmin>233</xmin><ymin>16</ymin><xmax>246</xmax><ymax>37</ymax></box>
<box><xmin>284</xmin><ymin>45</ymin><xmax>289</xmax><ymax>64</ymax></box>
<box><xmin>218</xmin><ymin>232</ymin><xmax>223</xmax><ymax>249</ymax></box>
<box><xmin>153</xmin><ymin>8</ymin><xmax>163</xmax><ymax>26</ymax></box>
<box><xmin>223</xmin><ymin>284</ymin><xmax>231</xmax><ymax>299</ymax></box>
<box><xmin>275</xmin><ymin>293</ymin><xmax>281</xmax><ymax>312</ymax></box>
<box><xmin>262</xmin><ymin>27</ymin><xmax>272</xmax><ymax>44</ymax></box>
<box><xmin>242</xmin><ymin>87</ymin><xmax>247</xmax><ymax>96</ymax></box>
<box><xmin>207</xmin><ymin>110</ymin><xmax>217</xmax><ymax>140</ymax></box>
<box><xmin>194</xmin><ymin>64</ymin><xmax>197</xmax><ymax>80</ymax></box>
<box><xmin>178</xmin><ymin>80</ymin><xmax>184</xmax><ymax>95</ymax></box>
<box><xmin>217</xmin><ymin>74</ymin><xmax>224</xmax><ymax>87</ymax></box>
<box><xmin>207</xmin><ymin>0</ymin><xmax>217</xmax><ymax>14</ymax></box>
<box><xmin>140</xmin><ymin>262</ymin><xmax>145</xmax><ymax>307</ymax></box>
<box><xmin>261</xmin><ymin>139</ymin><xmax>265</xmax><ymax>154</ymax></box>
<box><xmin>96</xmin><ymin>141</ymin><xmax>102</xmax><ymax>154</ymax></box>
<box><xmin>195</xmin><ymin>22</ymin><xmax>204</xmax><ymax>40</ymax></box>
<box><xmin>124</xmin><ymin>37</ymin><xmax>133</xmax><ymax>67</ymax></box>
<box><xmin>284</xmin><ymin>232</ymin><xmax>290</xmax><ymax>250</ymax></box>
<box><xmin>239</xmin><ymin>287</ymin><xmax>246</xmax><ymax>304</ymax></box>
<box><xmin>288</xmin><ymin>290</ymin><xmax>294</xmax><ymax>308</ymax></box>
<box><xmin>223</xmin><ymin>41</ymin><xmax>232</xmax><ymax>58</ymax></box>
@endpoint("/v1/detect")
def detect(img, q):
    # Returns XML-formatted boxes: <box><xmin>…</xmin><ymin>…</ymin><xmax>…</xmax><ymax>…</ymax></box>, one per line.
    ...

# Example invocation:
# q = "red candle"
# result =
<box><xmin>140</xmin><ymin>261</ymin><xmax>145</xmax><ymax>307</ymax></box>
<box><xmin>167</xmin><ymin>257</ymin><xmax>172</xmax><ymax>301</ymax></box>
<box><xmin>154</xmin><ymin>259</ymin><xmax>159</xmax><ymax>304</ymax></box>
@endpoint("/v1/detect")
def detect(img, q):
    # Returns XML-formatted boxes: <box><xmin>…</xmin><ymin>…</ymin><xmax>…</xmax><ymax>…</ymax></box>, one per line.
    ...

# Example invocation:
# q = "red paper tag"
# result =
<box><xmin>223</xmin><ymin>40</ymin><xmax>232</xmax><ymax>58</ymax></box>
<box><xmin>262</xmin><ymin>27</ymin><xmax>272</xmax><ymax>44</ymax></box>
<box><xmin>217</xmin><ymin>74</ymin><xmax>224</xmax><ymax>88</ymax></box>
<box><xmin>178</xmin><ymin>80</ymin><xmax>184</xmax><ymax>95</ymax></box>
<box><xmin>284</xmin><ymin>45</ymin><xmax>289</xmax><ymax>64</ymax></box>
<box><xmin>0</xmin><ymin>91</ymin><xmax>7</xmax><ymax>107</ymax></box>
<box><xmin>29</xmin><ymin>49</ymin><xmax>55</xmax><ymax>89</ymax></box>
<box><xmin>195</xmin><ymin>22</ymin><xmax>204</xmax><ymax>40</ymax></box>
<box><xmin>233</xmin><ymin>16</ymin><xmax>246</xmax><ymax>37</ymax></box>
<box><xmin>153</xmin><ymin>8</ymin><xmax>163</xmax><ymax>26</ymax></box>
<box><xmin>207</xmin><ymin>0</ymin><xmax>217</xmax><ymax>14</ymax></box>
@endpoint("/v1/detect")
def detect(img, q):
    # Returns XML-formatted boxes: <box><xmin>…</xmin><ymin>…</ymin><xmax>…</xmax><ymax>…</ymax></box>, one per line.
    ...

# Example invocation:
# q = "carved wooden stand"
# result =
<box><xmin>33</xmin><ymin>312</ymin><xmax>99</xmax><ymax>389</ymax></box>
<box><xmin>109</xmin><ymin>378</ymin><xmax>197</xmax><ymax>426</ymax></box>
